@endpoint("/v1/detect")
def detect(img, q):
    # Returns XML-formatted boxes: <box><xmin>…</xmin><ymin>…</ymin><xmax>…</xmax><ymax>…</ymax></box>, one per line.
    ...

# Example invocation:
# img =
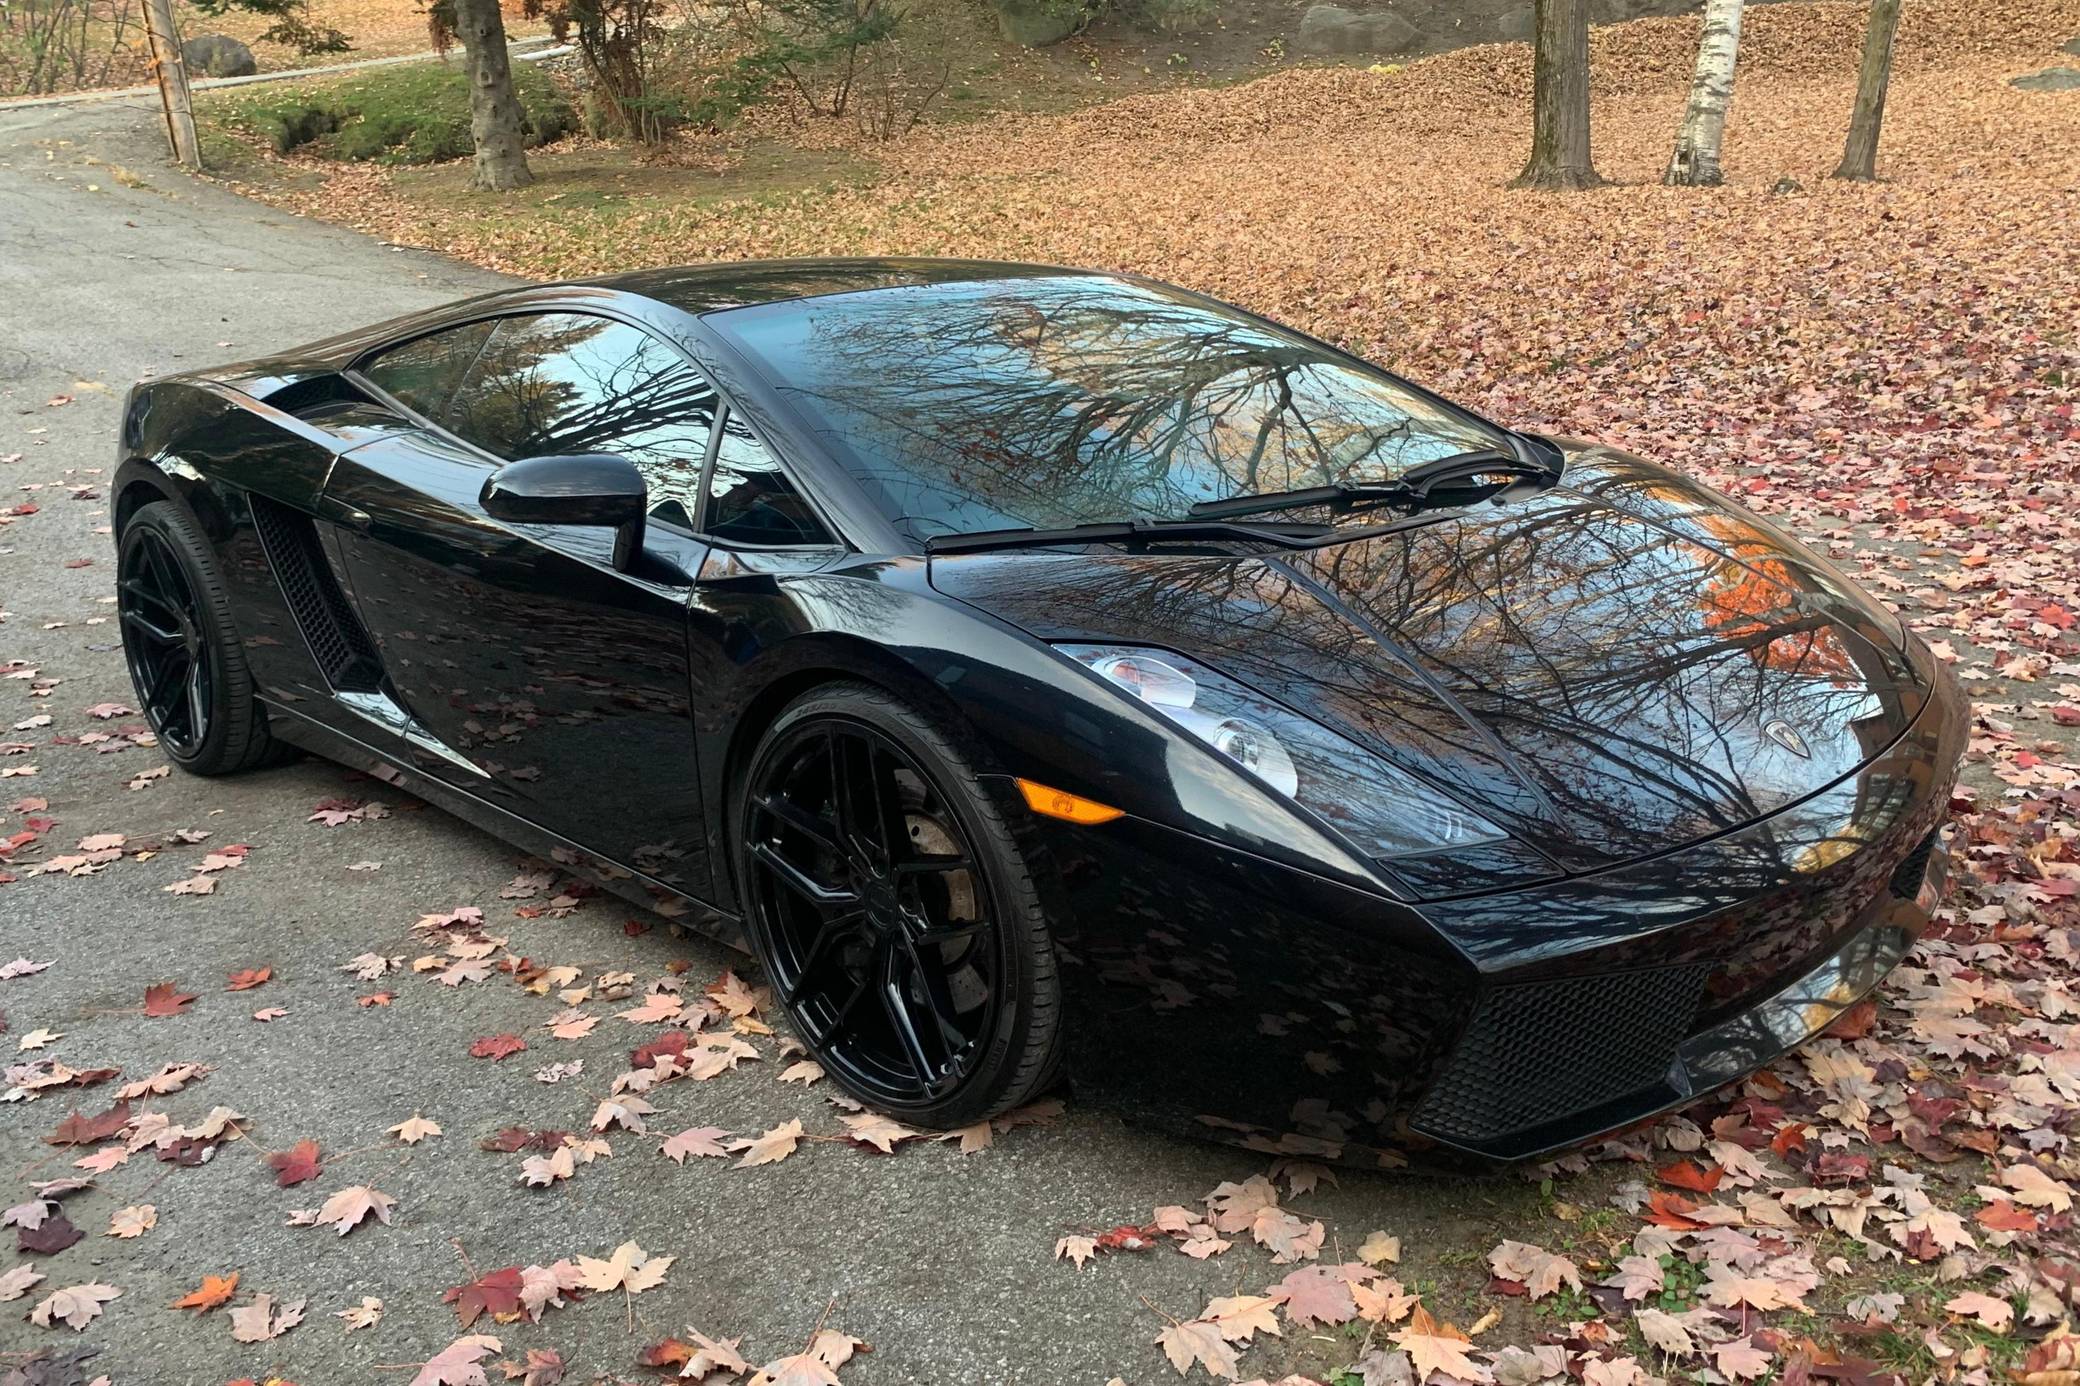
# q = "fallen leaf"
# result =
<box><xmin>1157</xmin><ymin>1319</ymin><xmax>1240</xmax><ymax>1380</ymax></box>
<box><xmin>337</xmin><ymin>1295</ymin><xmax>383</xmax><ymax>1331</ymax></box>
<box><xmin>266</xmin><ymin>1139</ymin><xmax>323</xmax><ymax>1187</ymax></box>
<box><xmin>105</xmin><ymin>1204</ymin><xmax>155</xmax><ymax>1238</ymax></box>
<box><xmin>170</xmin><ymin>1272</ymin><xmax>239</xmax><ymax>1312</ymax></box>
<box><xmin>390</xmin><ymin>1114</ymin><xmax>442</xmax><ymax>1144</ymax></box>
<box><xmin>660</xmin><ymin>1126</ymin><xmax>732</xmax><ymax>1163</ymax></box>
<box><xmin>229</xmin><ymin>1291</ymin><xmax>306</xmax><ymax>1342</ymax></box>
<box><xmin>1945</xmin><ymin>1290</ymin><xmax>2015</xmax><ymax>1332</ymax></box>
<box><xmin>413</xmin><ymin>1334</ymin><xmax>502</xmax><ymax>1386</ymax></box>
<box><xmin>142</xmin><ymin>980</ymin><xmax>196</xmax><ymax>1016</ymax></box>
<box><xmin>469</xmin><ymin>1033</ymin><xmax>526</xmax><ymax>1061</ymax></box>
<box><xmin>444</xmin><ymin>1266</ymin><xmax>523</xmax><ymax>1329</ymax></box>
<box><xmin>314</xmin><ymin>1184</ymin><xmax>396</xmax><ymax>1236</ymax></box>
<box><xmin>729</xmin><ymin>1119</ymin><xmax>804</xmax><ymax>1169</ymax></box>
<box><xmin>30</xmin><ymin>1282</ymin><xmax>119</xmax><ymax>1331</ymax></box>
<box><xmin>575</xmin><ymin>1239</ymin><xmax>673</xmax><ymax>1295</ymax></box>
<box><xmin>1391</xmin><ymin>1305</ymin><xmax>1486</xmax><ymax>1383</ymax></box>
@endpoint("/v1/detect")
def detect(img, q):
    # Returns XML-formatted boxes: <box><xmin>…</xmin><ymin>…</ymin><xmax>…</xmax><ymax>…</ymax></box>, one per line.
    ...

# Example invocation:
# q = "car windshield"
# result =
<box><xmin>709</xmin><ymin>276</ymin><xmax>1510</xmax><ymax>543</ymax></box>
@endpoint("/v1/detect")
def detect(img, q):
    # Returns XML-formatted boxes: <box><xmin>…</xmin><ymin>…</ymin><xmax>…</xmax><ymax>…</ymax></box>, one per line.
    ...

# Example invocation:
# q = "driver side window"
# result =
<box><xmin>441</xmin><ymin>312</ymin><xmax>718</xmax><ymax>532</ymax></box>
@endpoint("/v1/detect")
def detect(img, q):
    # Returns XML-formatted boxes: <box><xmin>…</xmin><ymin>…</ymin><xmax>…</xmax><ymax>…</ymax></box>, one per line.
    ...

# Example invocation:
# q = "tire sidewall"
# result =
<box><xmin>120</xmin><ymin>502</ymin><xmax>257</xmax><ymax>774</ymax></box>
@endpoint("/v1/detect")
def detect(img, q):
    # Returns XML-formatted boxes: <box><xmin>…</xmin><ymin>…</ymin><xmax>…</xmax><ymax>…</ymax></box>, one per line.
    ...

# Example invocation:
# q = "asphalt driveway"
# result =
<box><xmin>0</xmin><ymin>102</ymin><xmax>1518</xmax><ymax>1385</ymax></box>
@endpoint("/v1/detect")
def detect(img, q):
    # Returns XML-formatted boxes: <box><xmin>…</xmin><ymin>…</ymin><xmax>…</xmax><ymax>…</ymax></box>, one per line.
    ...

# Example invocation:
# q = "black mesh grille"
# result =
<box><xmin>1413</xmin><ymin>962</ymin><xmax>1712</xmax><ymax>1148</ymax></box>
<box><xmin>1889</xmin><ymin>829</ymin><xmax>1938</xmax><ymax>900</ymax></box>
<box><xmin>247</xmin><ymin>494</ymin><xmax>384</xmax><ymax>692</ymax></box>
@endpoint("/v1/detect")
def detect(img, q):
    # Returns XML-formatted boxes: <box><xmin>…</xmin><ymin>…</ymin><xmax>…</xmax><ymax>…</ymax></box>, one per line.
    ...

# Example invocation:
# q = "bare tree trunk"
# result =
<box><xmin>141</xmin><ymin>0</ymin><xmax>200</xmax><ymax>170</ymax></box>
<box><xmin>1834</xmin><ymin>0</ymin><xmax>1901</xmax><ymax>181</ymax></box>
<box><xmin>1513</xmin><ymin>0</ymin><xmax>1601</xmax><ymax>189</ymax></box>
<box><xmin>1665</xmin><ymin>0</ymin><xmax>1743</xmax><ymax>185</ymax></box>
<box><xmin>452</xmin><ymin>0</ymin><xmax>533</xmax><ymax>192</ymax></box>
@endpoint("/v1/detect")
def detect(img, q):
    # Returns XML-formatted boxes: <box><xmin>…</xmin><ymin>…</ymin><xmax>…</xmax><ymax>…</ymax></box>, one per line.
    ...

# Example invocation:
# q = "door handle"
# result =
<box><xmin>315</xmin><ymin>496</ymin><xmax>373</xmax><ymax>532</ymax></box>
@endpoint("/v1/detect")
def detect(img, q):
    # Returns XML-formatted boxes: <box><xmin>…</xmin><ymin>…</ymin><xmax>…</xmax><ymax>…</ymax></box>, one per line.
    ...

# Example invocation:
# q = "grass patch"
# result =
<box><xmin>201</xmin><ymin>61</ymin><xmax>574</xmax><ymax>165</ymax></box>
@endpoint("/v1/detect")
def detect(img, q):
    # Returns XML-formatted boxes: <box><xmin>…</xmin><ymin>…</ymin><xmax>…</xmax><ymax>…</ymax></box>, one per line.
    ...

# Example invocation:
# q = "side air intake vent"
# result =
<box><xmin>247</xmin><ymin>493</ymin><xmax>385</xmax><ymax>692</ymax></box>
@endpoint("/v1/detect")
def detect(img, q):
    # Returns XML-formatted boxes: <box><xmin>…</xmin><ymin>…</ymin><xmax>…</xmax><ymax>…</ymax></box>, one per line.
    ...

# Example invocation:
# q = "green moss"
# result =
<box><xmin>203</xmin><ymin>61</ymin><xmax>574</xmax><ymax>166</ymax></box>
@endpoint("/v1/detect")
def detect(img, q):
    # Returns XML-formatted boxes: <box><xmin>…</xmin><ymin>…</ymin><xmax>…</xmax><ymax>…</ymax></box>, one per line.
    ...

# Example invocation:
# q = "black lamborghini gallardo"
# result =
<box><xmin>114</xmin><ymin>259</ymin><xmax>1964</xmax><ymax>1164</ymax></box>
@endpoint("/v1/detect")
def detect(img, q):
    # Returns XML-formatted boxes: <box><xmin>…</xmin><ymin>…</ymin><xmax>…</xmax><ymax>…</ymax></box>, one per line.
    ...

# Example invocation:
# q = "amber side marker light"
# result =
<box><xmin>1016</xmin><ymin>778</ymin><xmax>1124</xmax><ymax>825</ymax></box>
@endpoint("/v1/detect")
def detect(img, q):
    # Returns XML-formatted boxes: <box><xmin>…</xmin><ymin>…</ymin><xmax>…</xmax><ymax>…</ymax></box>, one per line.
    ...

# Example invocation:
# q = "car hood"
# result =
<box><xmin>929</xmin><ymin>445</ymin><xmax>1930</xmax><ymax>876</ymax></box>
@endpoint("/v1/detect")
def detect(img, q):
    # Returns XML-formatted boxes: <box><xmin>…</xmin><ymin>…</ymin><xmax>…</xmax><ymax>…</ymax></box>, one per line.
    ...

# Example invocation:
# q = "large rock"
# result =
<box><xmin>181</xmin><ymin>33</ymin><xmax>256</xmax><ymax>78</ymax></box>
<box><xmin>993</xmin><ymin>0</ymin><xmax>1080</xmax><ymax>46</ymax></box>
<box><xmin>2011</xmin><ymin>66</ymin><xmax>2080</xmax><ymax>92</ymax></box>
<box><xmin>1297</xmin><ymin>4</ymin><xmax>1420</xmax><ymax>55</ymax></box>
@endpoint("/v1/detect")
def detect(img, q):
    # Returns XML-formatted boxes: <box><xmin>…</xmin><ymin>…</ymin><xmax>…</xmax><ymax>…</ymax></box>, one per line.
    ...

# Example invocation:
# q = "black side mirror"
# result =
<box><xmin>481</xmin><ymin>453</ymin><xmax>647</xmax><ymax>571</ymax></box>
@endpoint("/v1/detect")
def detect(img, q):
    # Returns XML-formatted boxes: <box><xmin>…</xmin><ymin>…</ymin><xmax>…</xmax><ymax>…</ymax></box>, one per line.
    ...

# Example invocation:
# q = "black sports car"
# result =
<box><xmin>115</xmin><ymin>259</ymin><xmax>1964</xmax><ymax>1165</ymax></box>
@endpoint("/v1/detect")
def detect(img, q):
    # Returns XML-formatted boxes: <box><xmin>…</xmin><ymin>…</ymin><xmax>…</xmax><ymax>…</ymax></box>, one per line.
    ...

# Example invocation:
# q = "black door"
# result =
<box><xmin>323</xmin><ymin>312</ymin><xmax>721</xmax><ymax>902</ymax></box>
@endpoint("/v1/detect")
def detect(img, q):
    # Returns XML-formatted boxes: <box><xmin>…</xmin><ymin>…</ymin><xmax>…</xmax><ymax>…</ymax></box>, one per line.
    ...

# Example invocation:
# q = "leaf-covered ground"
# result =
<box><xmin>9</xmin><ymin>2</ymin><xmax>2080</xmax><ymax>1382</ymax></box>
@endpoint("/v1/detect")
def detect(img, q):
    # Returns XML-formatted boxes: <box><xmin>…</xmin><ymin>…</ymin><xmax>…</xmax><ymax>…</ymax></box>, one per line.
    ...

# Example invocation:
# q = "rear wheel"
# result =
<box><xmin>737</xmin><ymin>683</ymin><xmax>1061</xmax><ymax>1128</ymax></box>
<box><xmin>117</xmin><ymin>501</ymin><xmax>289</xmax><ymax>775</ymax></box>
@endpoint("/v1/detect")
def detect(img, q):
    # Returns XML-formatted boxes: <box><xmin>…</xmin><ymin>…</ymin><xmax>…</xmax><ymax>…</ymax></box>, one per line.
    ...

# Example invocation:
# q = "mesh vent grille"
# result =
<box><xmin>248</xmin><ymin>494</ymin><xmax>384</xmax><ymax>692</ymax></box>
<box><xmin>1413</xmin><ymin>962</ymin><xmax>1712</xmax><ymax>1148</ymax></box>
<box><xmin>1889</xmin><ymin>830</ymin><xmax>1938</xmax><ymax>901</ymax></box>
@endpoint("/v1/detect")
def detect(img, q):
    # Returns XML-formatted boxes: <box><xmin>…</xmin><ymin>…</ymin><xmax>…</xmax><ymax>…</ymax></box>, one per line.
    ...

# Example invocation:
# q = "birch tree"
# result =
<box><xmin>1664</xmin><ymin>0</ymin><xmax>1743</xmax><ymax>186</ymax></box>
<box><xmin>1834</xmin><ymin>0</ymin><xmax>1902</xmax><ymax>181</ymax></box>
<box><xmin>1512</xmin><ymin>0</ymin><xmax>1602</xmax><ymax>189</ymax></box>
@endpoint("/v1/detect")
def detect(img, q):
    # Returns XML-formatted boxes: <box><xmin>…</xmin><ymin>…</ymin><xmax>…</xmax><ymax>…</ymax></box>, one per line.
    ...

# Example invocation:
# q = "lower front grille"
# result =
<box><xmin>247</xmin><ymin>494</ymin><xmax>384</xmax><ymax>692</ymax></box>
<box><xmin>1889</xmin><ymin>829</ymin><xmax>1938</xmax><ymax>900</ymax></box>
<box><xmin>1412</xmin><ymin>961</ymin><xmax>1713</xmax><ymax>1150</ymax></box>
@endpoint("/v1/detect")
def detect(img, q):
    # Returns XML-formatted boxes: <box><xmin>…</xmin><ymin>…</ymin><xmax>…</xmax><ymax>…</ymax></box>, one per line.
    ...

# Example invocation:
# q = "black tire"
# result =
<box><xmin>736</xmin><ymin>681</ymin><xmax>1062</xmax><ymax>1129</ymax></box>
<box><xmin>117</xmin><ymin>500</ymin><xmax>292</xmax><ymax>776</ymax></box>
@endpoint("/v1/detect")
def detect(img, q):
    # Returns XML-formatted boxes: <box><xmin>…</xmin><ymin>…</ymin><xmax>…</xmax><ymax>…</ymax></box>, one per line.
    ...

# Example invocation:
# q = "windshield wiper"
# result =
<box><xmin>924</xmin><ymin>517</ymin><xmax>1335</xmax><ymax>557</ymax></box>
<box><xmin>1186</xmin><ymin>446</ymin><xmax>1556</xmax><ymax>521</ymax></box>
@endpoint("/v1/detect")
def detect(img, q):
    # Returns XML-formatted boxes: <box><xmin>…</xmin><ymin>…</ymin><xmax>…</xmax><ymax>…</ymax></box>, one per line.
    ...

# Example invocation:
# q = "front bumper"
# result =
<box><xmin>1021</xmin><ymin>658</ymin><xmax>1966</xmax><ymax>1167</ymax></box>
<box><xmin>1410</xmin><ymin>837</ymin><xmax>1941</xmax><ymax>1159</ymax></box>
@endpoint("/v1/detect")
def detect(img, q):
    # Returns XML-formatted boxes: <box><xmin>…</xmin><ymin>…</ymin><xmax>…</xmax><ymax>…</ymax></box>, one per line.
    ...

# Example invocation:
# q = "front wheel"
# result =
<box><xmin>736</xmin><ymin>683</ymin><xmax>1061</xmax><ymax>1128</ymax></box>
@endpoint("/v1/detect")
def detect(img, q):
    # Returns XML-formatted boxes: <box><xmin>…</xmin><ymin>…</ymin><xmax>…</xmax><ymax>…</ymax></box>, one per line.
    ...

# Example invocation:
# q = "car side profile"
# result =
<box><xmin>114</xmin><ymin>258</ymin><xmax>1964</xmax><ymax>1165</ymax></box>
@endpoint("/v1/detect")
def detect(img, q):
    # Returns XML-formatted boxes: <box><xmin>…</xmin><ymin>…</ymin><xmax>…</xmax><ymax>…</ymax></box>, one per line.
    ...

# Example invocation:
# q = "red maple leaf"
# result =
<box><xmin>1094</xmin><ymin>1224</ymin><xmax>1160</xmax><ymax>1252</ymax></box>
<box><xmin>1657</xmin><ymin>1160</ymin><xmax>1726</xmax><ymax>1193</ymax></box>
<box><xmin>443</xmin><ymin>1266</ymin><xmax>525</xmax><ymax>1328</ymax></box>
<box><xmin>469</xmin><ymin>1033</ymin><xmax>526</xmax><ymax>1061</ymax></box>
<box><xmin>638</xmin><ymin>1340</ymin><xmax>694</xmax><ymax>1368</ymax></box>
<box><xmin>631</xmin><ymin>1029</ymin><xmax>689</xmax><ymax>1070</ymax></box>
<box><xmin>46</xmin><ymin>1100</ymin><xmax>130</xmax><ymax>1146</ymax></box>
<box><xmin>266</xmin><ymin>1138</ymin><xmax>323</xmax><ymax>1188</ymax></box>
<box><xmin>142</xmin><ymin>981</ymin><xmax>197</xmax><ymax>1017</ymax></box>
<box><xmin>1976</xmin><ymin>1201</ymin><xmax>2039</xmax><ymax>1233</ymax></box>
<box><xmin>1645</xmin><ymin>1190</ymin><xmax>1707</xmax><ymax>1230</ymax></box>
<box><xmin>226</xmin><ymin>966</ymin><xmax>272</xmax><ymax>992</ymax></box>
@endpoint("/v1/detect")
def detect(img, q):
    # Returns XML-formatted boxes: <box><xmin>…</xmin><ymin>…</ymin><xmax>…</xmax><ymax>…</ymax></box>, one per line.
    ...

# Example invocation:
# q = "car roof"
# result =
<box><xmin>579</xmin><ymin>257</ymin><xmax>1100</xmax><ymax>317</ymax></box>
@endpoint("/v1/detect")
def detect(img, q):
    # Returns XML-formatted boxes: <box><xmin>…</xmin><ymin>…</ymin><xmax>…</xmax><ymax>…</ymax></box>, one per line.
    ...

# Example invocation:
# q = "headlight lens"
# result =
<box><xmin>1059</xmin><ymin>643</ymin><xmax>1507</xmax><ymax>859</ymax></box>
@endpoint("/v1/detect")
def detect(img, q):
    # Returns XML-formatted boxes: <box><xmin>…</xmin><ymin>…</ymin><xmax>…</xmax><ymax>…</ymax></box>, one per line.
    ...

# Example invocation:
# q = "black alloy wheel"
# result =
<box><xmin>115</xmin><ymin>501</ymin><xmax>287</xmax><ymax>775</ymax></box>
<box><xmin>119</xmin><ymin>522</ymin><xmax>214</xmax><ymax>757</ymax></box>
<box><xmin>739</xmin><ymin>684</ymin><xmax>1061</xmax><ymax>1125</ymax></box>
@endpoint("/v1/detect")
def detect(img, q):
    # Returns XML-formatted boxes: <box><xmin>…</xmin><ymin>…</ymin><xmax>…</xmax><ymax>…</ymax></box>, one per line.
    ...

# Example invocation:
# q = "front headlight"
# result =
<box><xmin>1058</xmin><ymin>643</ymin><xmax>1507</xmax><ymax>859</ymax></box>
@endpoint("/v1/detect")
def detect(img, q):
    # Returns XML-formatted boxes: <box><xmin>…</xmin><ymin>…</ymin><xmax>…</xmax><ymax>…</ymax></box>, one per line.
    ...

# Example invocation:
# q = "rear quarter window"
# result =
<box><xmin>358</xmin><ymin>321</ymin><xmax>497</xmax><ymax>423</ymax></box>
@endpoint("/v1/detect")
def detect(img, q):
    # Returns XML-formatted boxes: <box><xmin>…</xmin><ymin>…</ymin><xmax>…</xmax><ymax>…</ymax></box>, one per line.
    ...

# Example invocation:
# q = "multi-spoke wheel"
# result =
<box><xmin>120</xmin><ymin>523</ymin><xmax>212</xmax><ymax>756</ymax></box>
<box><xmin>116</xmin><ymin>501</ymin><xmax>287</xmax><ymax>775</ymax></box>
<box><xmin>739</xmin><ymin>683</ymin><xmax>1062</xmax><ymax>1126</ymax></box>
